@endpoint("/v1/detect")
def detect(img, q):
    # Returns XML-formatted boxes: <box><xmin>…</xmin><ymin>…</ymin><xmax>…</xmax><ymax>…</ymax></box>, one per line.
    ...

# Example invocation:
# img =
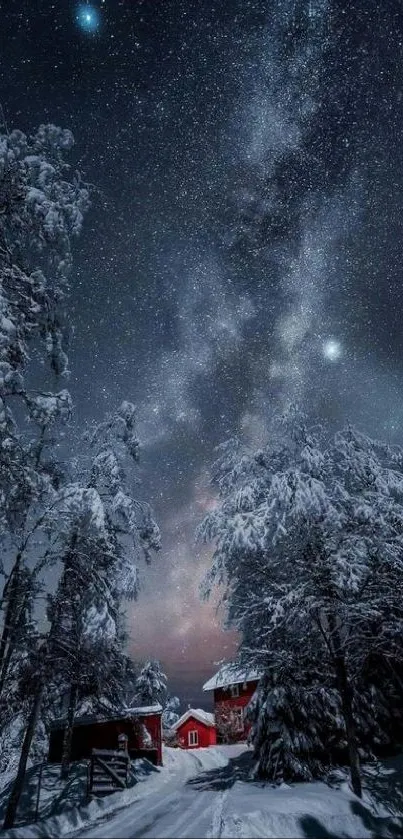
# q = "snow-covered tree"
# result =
<box><xmin>134</xmin><ymin>660</ymin><xmax>167</xmax><ymax>706</ymax></box>
<box><xmin>162</xmin><ymin>695</ymin><xmax>180</xmax><ymax>729</ymax></box>
<box><xmin>0</xmin><ymin>122</ymin><xmax>89</xmax><ymax>705</ymax></box>
<box><xmin>0</xmin><ymin>122</ymin><xmax>161</xmax><ymax>828</ymax></box>
<box><xmin>3</xmin><ymin>401</ymin><xmax>161</xmax><ymax>824</ymax></box>
<box><xmin>214</xmin><ymin>699</ymin><xmax>247</xmax><ymax>745</ymax></box>
<box><xmin>47</xmin><ymin>487</ymin><xmax>118</xmax><ymax>779</ymax></box>
<box><xmin>0</xmin><ymin>120</ymin><xmax>91</xmax><ymax>829</ymax></box>
<box><xmin>0</xmin><ymin>122</ymin><xmax>89</xmax><ymax>508</ymax></box>
<box><xmin>199</xmin><ymin>409</ymin><xmax>403</xmax><ymax>796</ymax></box>
<box><xmin>0</xmin><ymin>392</ymin><xmax>73</xmax><ymax>701</ymax></box>
<box><xmin>85</xmin><ymin>400</ymin><xmax>161</xmax><ymax>592</ymax></box>
<box><xmin>46</xmin><ymin>402</ymin><xmax>161</xmax><ymax>779</ymax></box>
<box><xmin>248</xmin><ymin>667</ymin><xmax>344</xmax><ymax>783</ymax></box>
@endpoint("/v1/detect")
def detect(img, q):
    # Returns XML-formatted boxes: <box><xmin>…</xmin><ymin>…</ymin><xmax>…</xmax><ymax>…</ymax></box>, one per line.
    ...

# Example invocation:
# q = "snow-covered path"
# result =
<box><xmin>5</xmin><ymin>745</ymin><xmax>403</xmax><ymax>838</ymax></box>
<box><xmin>76</xmin><ymin>786</ymin><xmax>225</xmax><ymax>839</ymax></box>
<box><xmin>64</xmin><ymin>746</ymin><xmax>245</xmax><ymax>839</ymax></box>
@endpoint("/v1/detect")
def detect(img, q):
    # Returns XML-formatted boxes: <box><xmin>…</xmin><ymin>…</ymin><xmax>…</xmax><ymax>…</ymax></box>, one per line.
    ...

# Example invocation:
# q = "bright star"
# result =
<box><xmin>323</xmin><ymin>339</ymin><xmax>342</xmax><ymax>361</ymax></box>
<box><xmin>76</xmin><ymin>4</ymin><xmax>100</xmax><ymax>33</ymax></box>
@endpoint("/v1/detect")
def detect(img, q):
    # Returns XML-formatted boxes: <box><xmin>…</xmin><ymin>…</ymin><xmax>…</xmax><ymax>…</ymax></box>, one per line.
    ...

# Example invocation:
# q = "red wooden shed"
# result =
<box><xmin>203</xmin><ymin>665</ymin><xmax>261</xmax><ymax>743</ymax></box>
<box><xmin>171</xmin><ymin>708</ymin><xmax>216</xmax><ymax>749</ymax></box>
<box><xmin>48</xmin><ymin>704</ymin><xmax>163</xmax><ymax>766</ymax></box>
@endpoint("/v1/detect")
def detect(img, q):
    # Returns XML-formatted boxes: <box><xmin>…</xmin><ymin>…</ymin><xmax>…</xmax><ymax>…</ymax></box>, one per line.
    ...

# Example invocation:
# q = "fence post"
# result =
<box><xmin>118</xmin><ymin>734</ymin><xmax>129</xmax><ymax>785</ymax></box>
<box><xmin>118</xmin><ymin>734</ymin><xmax>128</xmax><ymax>753</ymax></box>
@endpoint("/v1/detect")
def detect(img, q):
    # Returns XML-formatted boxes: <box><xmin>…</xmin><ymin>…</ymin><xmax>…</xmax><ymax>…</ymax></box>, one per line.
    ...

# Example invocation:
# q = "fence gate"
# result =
<box><xmin>88</xmin><ymin>748</ymin><xmax>130</xmax><ymax>796</ymax></box>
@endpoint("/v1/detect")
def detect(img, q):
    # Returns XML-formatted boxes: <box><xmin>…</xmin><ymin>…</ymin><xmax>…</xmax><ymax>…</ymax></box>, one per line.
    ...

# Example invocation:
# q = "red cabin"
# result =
<box><xmin>48</xmin><ymin>704</ymin><xmax>163</xmax><ymax>766</ymax></box>
<box><xmin>172</xmin><ymin>708</ymin><xmax>216</xmax><ymax>749</ymax></box>
<box><xmin>203</xmin><ymin>666</ymin><xmax>261</xmax><ymax>743</ymax></box>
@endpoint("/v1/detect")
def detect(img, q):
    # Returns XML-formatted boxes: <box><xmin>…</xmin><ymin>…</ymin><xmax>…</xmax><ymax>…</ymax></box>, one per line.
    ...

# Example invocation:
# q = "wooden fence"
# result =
<box><xmin>88</xmin><ymin>748</ymin><xmax>130</xmax><ymax>796</ymax></box>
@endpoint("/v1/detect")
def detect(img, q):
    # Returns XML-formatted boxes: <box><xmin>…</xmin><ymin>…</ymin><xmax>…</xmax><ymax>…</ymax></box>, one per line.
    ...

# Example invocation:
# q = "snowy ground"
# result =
<box><xmin>2</xmin><ymin>745</ymin><xmax>403</xmax><ymax>838</ymax></box>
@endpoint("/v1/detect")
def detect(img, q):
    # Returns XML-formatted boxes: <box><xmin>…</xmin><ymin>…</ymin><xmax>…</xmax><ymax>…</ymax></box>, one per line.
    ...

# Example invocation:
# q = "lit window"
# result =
<box><xmin>188</xmin><ymin>730</ymin><xmax>198</xmax><ymax>746</ymax></box>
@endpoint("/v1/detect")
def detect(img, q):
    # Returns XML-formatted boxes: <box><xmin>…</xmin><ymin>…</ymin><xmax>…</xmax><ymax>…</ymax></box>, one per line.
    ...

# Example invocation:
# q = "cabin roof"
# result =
<box><xmin>50</xmin><ymin>703</ymin><xmax>162</xmax><ymax>730</ymax></box>
<box><xmin>171</xmin><ymin>708</ymin><xmax>215</xmax><ymax>730</ymax></box>
<box><xmin>203</xmin><ymin>664</ymin><xmax>261</xmax><ymax>691</ymax></box>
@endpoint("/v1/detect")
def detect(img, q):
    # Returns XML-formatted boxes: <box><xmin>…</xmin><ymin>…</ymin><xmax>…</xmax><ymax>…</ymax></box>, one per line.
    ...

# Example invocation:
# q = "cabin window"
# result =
<box><xmin>230</xmin><ymin>684</ymin><xmax>240</xmax><ymax>698</ymax></box>
<box><xmin>188</xmin><ymin>730</ymin><xmax>198</xmax><ymax>746</ymax></box>
<box><xmin>232</xmin><ymin>708</ymin><xmax>244</xmax><ymax>731</ymax></box>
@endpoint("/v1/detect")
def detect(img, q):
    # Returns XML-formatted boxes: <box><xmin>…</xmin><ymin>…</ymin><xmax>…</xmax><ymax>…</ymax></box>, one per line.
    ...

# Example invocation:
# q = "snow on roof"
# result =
<box><xmin>50</xmin><ymin>703</ymin><xmax>162</xmax><ymax>730</ymax></box>
<box><xmin>171</xmin><ymin>708</ymin><xmax>215</xmax><ymax>730</ymax></box>
<box><xmin>203</xmin><ymin>664</ymin><xmax>261</xmax><ymax>691</ymax></box>
<box><xmin>122</xmin><ymin>704</ymin><xmax>163</xmax><ymax>716</ymax></box>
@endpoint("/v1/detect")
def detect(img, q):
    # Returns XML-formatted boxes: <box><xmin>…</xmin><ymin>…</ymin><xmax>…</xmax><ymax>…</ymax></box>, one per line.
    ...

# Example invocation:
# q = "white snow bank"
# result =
<box><xmin>221</xmin><ymin>775</ymin><xmax>403</xmax><ymax>838</ymax></box>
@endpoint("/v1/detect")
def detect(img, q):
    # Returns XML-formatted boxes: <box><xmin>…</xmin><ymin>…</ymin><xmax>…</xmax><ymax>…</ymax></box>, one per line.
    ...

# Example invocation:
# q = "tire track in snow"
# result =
<box><xmin>207</xmin><ymin>790</ymin><xmax>228</xmax><ymax>839</ymax></box>
<box><xmin>75</xmin><ymin>790</ymin><xmax>181</xmax><ymax>838</ymax></box>
<box><xmin>108</xmin><ymin>790</ymin><xmax>181</xmax><ymax>835</ymax></box>
<box><xmin>155</xmin><ymin>790</ymin><xmax>213</xmax><ymax>839</ymax></box>
<box><xmin>65</xmin><ymin>747</ymin><xmax>242</xmax><ymax>838</ymax></box>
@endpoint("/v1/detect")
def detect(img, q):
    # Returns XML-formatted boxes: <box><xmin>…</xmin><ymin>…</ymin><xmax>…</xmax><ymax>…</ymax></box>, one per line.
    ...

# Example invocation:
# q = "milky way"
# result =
<box><xmin>2</xmin><ymin>0</ymin><xmax>403</xmax><ymax>705</ymax></box>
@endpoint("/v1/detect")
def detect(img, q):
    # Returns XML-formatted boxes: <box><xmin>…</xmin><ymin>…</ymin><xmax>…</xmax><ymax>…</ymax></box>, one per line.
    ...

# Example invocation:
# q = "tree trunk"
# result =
<box><xmin>386</xmin><ymin>657</ymin><xmax>403</xmax><ymax>701</ymax></box>
<box><xmin>328</xmin><ymin>614</ymin><xmax>362</xmax><ymax>798</ymax></box>
<box><xmin>0</xmin><ymin>640</ymin><xmax>15</xmax><ymax>698</ymax></box>
<box><xmin>0</xmin><ymin>558</ymin><xmax>21</xmax><ymax>691</ymax></box>
<box><xmin>60</xmin><ymin>682</ymin><xmax>78</xmax><ymax>780</ymax></box>
<box><xmin>0</xmin><ymin>581</ymin><xmax>32</xmax><ymax>698</ymax></box>
<box><xmin>3</xmin><ymin>680</ymin><xmax>44</xmax><ymax>829</ymax></box>
<box><xmin>0</xmin><ymin>431</ymin><xmax>46</xmax><ymax>694</ymax></box>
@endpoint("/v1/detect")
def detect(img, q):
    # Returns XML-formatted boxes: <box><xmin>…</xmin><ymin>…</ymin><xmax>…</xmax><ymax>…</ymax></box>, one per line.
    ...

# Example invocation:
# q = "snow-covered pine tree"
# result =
<box><xmin>214</xmin><ymin>699</ymin><xmax>247</xmax><ymax>745</ymax></box>
<box><xmin>117</xmin><ymin>656</ymin><xmax>139</xmax><ymax>709</ymax></box>
<box><xmin>161</xmin><ymin>695</ymin><xmax>180</xmax><ymax>729</ymax></box>
<box><xmin>46</xmin><ymin>401</ymin><xmax>161</xmax><ymax>779</ymax></box>
<box><xmin>0</xmin><ymin>585</ymin><xmax>43</xmax><ymax>778</ymax></box>
<box><xmin>46</xmin><ymin>486</ymin><xmax>119</xmax><ymax>780</ymax></box>
<box><xmin>245</xmin><ymin>626</ymin><xmax>348</xmax><ymax>783</ymax></box>
<box><xmin>0</xmin><ymin>391</ymin><xmax>73</xmax><ymax>700</ymax></box>
<box><xmin>0</xmin><ymin>121</ymin><xmax>90</xmax><ymax>829</ymax></box>
<box><xmin>329</xmin><ymin>425</ymin><xmax>403</xmax><ymax>750</ymax></box>
<box><xmin>3</xmin><ymin>400</ymin><xmax>161</xmax><ymax>824</ymax></box>
<box><xmin>0</xmin><ymin>122</ymin><xmax>89</xmax><ymax>503</ymax></box>
<box><xmin>2</xmin><ymin>636</ymin><xmax>52</xmax><ymax>829</ymax></box>
<box><xmin>86</xmin><ymin>400</ymin><xmax>161</xmax><ymax>589</ymax></box>
<box><xmin>199</xmin><ymin>409</ymin><xmax>403</xmax><ymax>796</ymax></box>
<box><xmin>0</xmin><ymin>122</ymin><xmax>89</xmax><ymax>701</ymax></box>
<box><xmin>134</xmin><ymin>660</ymin><xmax>168</xmax><ymax>706</ymax></box>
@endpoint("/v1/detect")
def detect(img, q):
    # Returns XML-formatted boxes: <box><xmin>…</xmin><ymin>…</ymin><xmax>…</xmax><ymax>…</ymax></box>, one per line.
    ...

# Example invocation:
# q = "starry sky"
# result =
<box><xmin>2</xmin><ymin>0</ymin><xmax>403</xmax><ymax>707</ymax></box>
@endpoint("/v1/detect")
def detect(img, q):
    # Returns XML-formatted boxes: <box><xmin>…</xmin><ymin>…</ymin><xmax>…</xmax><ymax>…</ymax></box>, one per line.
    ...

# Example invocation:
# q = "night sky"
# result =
<box><xmin>2</xmin><ymin>0</ymin><xmax>403</xmax><ymax>707</ymax></box>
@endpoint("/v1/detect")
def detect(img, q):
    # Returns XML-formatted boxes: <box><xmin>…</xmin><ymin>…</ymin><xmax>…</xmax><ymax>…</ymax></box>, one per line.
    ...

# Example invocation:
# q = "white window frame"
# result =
<box><xmin>230</xmin><ymin>683</ymin><xmax>240</xmax><ymax>698</ymax></box>
<box><xmin>188</xmin><ymin>729</ymin><xmax>198</xmax><ymax>746</ymax></box>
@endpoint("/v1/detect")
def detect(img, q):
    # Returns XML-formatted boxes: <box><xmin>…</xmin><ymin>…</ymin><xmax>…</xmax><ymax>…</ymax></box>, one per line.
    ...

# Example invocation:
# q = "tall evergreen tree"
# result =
<box><xmin>134</xmin><ymin>660</ymin><xmax>168</xmax><ymax>706</ymax></box>
<box><xmin>199</xmin><ymin>410</ymin><xmax>403</xmax><ymax>796</ymax></box>
<box><xmin>0</xmin><ymin>121</ymin><xmax>90</xmax><ymax>828</ymax></box>
<box><xmin>48</xmin><ymin>402</ymin><xmax>160</xmax><ymax>779</ymax></box>
<box><xmin>0</xmin><ymin>123</ymin><xmax>163</xmax><ymax>828</ymax></box>
<box><xmin>0</xmin><ymin>122</ymin><xmax>89</xmax><ymax>698</ymax></box>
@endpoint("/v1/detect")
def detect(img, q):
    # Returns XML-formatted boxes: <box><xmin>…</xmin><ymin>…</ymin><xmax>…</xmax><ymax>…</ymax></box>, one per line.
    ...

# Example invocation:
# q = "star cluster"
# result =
<box><xmin>75</xmin><ymin>4</ymin><xmax>100</xmax><ymax>34</ymax></box>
